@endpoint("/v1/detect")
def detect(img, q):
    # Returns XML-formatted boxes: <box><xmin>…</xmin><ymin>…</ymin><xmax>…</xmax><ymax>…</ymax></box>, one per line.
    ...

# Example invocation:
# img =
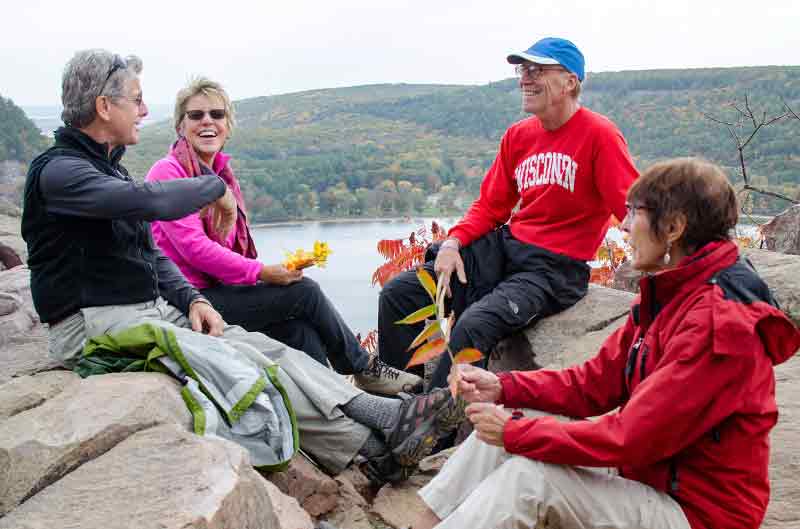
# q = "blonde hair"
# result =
<box><xmin>173</xmin><ymin>77</ymin><xmax>236</xmax><ymax>136</ymax></box>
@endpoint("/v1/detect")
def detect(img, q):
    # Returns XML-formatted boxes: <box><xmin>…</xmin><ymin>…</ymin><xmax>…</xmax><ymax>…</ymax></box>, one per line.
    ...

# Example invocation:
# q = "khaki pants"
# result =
<box><xmin>48</xmin><ymin>297</ymin><xmax>371</xmax><ymax>473</ymax></box>
<box><xmin>419</xmin><ymin>420</ymin><xmax>690</xmax><ymax>529</ymax></box>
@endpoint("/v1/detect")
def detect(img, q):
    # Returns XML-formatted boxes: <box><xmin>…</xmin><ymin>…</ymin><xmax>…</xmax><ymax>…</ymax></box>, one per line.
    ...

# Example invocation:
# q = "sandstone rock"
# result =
<box><xmin>324</xmin><ymin>472</ymin><xmax>372</xmax><ymax>529</ymax></box>
<box><xmin>744</xmin><ymin>248</ymin><xmax>800</xmax><ymax>325</ymax></box>
<box><xmin>0</xmin><ymin>212</ymin><xmax>25</xmax><ymax>264</ymax></box>
<box><xmin>524</xmin><ymin>285</ymin><xmax>633</xmax><ymax>369</ymax></box>
<box><xmin>0</xmin><ymin>372</ymin><xmax>191</xmax><ymax>515</ymax></box>
<box><xmin>0</xmin><ymin>302</ymin><xmax>35</xmax><ymax>343</ymax></box>
<box><xmin>0</xmin><ymin>424</ymin><xmax>286</xmax><ymax>529</ymax></box>
<box><xmin>0</xmin><ymin>328</ymin><xmax>60</xmax><ymax>385</ymax></box>
<box><xmin>325</xmin><ymin>503</ymin><xmax>373</xmax><ymax>529</ymax></box>
<box><xmin>761</xmin><ymin>355</ymin><xmax>800</xmax><ymax>529</ymax></box>
<box><xmin>371</xmin><ymin>474</ymin><xmax>431</xmax><ymax>529</ymax></box>
<box><xmin>266</xmin><ymin>454</ymin><xmax>340</xmax><ymax>517</ymax></box>
<box><xmin>417</xmin><ymin>446</ymin><xmax>458</xmax><ymax>474</ymax></box>
<box><xmin>0</xmin><ymin>265</ymin><xmax>36</xmax><ymax>314</ymax></box>
<box><xmin>760</xmin><ymin>204</ymin><xmax>800</xmax><ymax>255</ymax></box>
<box><xmin>0</xmin><ymin>291</ymin><xmax>21</xmax><ymax>316</ymax></box>
<box><xmin>264</xmin><ymin>479</ymin><xmax>315</xmax><ymax>529</ymax></box>
<box><xmin>335</xmin><ymin>465</ymin><xmax>373</xmax><ymax>502</ymax></box>
<box><xmin>610</xmin><ymin>260</ymin><xmax>641</xmax><ymax>293</ymax></box>
<box><xmin>0</xmin><ymin>370</ymin><xmax>79</xmax><ymax>421</ymax></box>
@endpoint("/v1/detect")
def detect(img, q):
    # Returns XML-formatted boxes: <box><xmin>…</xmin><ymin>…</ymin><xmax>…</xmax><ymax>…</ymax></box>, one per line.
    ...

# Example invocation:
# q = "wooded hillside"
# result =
<box><xmin>79</xmin><ymin>67</ymin><xmax>800</xmax><ymax>220</ymax></box>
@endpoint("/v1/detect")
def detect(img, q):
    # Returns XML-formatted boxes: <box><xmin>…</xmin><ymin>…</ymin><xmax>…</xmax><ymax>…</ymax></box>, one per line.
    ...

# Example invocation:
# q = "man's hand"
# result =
<box><xmin>449</xmin><ymin>364</ymin><xmax>502</xmax><ymax>404</ymax></box>
<box><xmin>466</xmin><ymin>402</ymin><xmax>512</xmax><ymax>447</ymax></box>
<box><xmin>201</xmin><ymin>186</ymin><xmax>237</xmax><ymax>238</ymax></box>
<box><xmin>260</xmin><ymin>264</ymin><xmax>303</xmax><ymax>285</ymax></box>
<box><xmin>188</xmin><ymin>300</ymin><xmax>225</xmax><ymax>337</ymax></box>
<box><xmin>433</xmin><ymin>239</ymin><xmax>466</xmax><ymax>297</ymax></box>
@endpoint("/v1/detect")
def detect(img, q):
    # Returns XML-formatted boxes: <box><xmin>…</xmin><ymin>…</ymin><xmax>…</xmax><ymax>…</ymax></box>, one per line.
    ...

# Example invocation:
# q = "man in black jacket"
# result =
<box><xmin>22</xmin><ymin>49</ymin><xmax>457</xmax><ymax>483</ymax></box>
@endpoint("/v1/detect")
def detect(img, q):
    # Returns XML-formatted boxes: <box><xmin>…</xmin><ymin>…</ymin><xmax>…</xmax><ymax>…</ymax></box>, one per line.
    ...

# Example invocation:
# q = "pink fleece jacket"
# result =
<box><xmin>146</xmin><ymin>150</ymin><xmax>263</xmax><ymax>289</ymax></box>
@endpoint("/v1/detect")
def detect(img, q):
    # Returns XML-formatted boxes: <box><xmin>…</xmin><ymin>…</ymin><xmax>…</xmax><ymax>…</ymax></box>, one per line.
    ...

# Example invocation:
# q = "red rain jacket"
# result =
<box><xmin>498</xmin><ymin>240</ymin><xmax>800</xmax><ymax>529</ymax></box>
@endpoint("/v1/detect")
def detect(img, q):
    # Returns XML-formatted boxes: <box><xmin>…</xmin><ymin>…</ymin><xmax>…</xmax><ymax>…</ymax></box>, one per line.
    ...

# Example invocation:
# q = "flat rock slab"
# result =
<box><xmin>266</xmin><ymin>454</ymin><xmax>340</xmax><ymax>517</ymax></box>
<box><xmin>525</xmin><ymin>285</ymin><xmax>634</xmax><ymax>369</ymax></box>
<box><xmin>0</xmin><ymin>424</ymin><xmax>286</xmax><ymax>529</ymax></box>
<box><xmin>371</xmin><ymin>474</ymin><xmax>431</xmax><ymax>529</ymax></box>
<box><xmin>0</xmin><ymin>330</ymin><xmax>61</xmax><ymax>385</ymax></box>
<box><xmin>745</xmin><ymin>249</ymin><xmax>800</xmax><ymax>325</ymax></box>
<box><xmin>762</xmin><ymin>355</ymin><xmax>800</xmax><ymax>529</ymax></box>
<box><xmin>0</xmin><ymin>370</ymin><xmax>79</xmax><ymax>421</ymax></box>
<box><xmin>0</xmin><ymin>372</ymin><xmax>191</xmax><ymax>515</ymax></box>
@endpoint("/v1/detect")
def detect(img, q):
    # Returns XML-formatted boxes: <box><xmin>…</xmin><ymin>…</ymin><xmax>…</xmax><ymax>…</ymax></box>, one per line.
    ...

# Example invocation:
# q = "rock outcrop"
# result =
<box><xmin>761</xmin><ymin>204</ymin><xmax>800</xmax><ymax>255</ymax></box>
<box><xmin>0</xmin><ymin>245</ymin><xmax>798</xmax><ymax>528</ymax></box>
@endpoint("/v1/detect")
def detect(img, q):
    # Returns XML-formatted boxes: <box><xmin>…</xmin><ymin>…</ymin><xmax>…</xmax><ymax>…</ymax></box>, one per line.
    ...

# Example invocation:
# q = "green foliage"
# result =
<box><xmin>0</xmin><ymin>94</ymin><xmax>50</xmax><ymax>163</ymax></box>
<box><xmin>122</xmin><ymin>68</ymin><xmax>800</xmax><ymax>221</ymax></box>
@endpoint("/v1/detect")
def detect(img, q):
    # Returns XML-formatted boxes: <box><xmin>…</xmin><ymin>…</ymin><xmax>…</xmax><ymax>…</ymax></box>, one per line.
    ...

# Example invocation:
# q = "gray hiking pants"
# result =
<box><xmin>48</xmin><ymin>297</ymin><xmax>370</xmax><ymax>473</ymax></box>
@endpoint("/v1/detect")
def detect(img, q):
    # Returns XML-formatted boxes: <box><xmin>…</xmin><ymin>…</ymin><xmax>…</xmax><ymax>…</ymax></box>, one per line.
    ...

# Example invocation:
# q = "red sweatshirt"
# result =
<box><xmin>448</xmin><ymin>107</ymin><xmax>638</xmax><ymax>261</ymax></box>
<box><xmin>497</xmin><ymin>240</ymin><xmax>800</xmax><ymax>529</ymax></box>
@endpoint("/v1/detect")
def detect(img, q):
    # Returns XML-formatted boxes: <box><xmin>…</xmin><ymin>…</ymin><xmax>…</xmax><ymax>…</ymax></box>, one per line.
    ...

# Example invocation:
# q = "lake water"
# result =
<box><xmin>251</xmin><ymin>217</ymin><xmax>459</xmax><ymax>336</ymax></box>
<box><xmin>251</xmin><ymin>218</ymin><xmax>764</xmax><ymax>336</ymax></box>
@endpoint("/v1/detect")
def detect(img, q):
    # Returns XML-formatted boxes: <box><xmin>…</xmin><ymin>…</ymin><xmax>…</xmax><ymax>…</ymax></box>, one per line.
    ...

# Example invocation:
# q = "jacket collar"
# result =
<box><xmin>53</xmin><ymin>126</ymin><xmax>126</xmax><ymax>167</ymax></box>
<box><xmin>636</xmin><ymin>240</ymin><xmax>739</xmax><ymax>329</ymax></box>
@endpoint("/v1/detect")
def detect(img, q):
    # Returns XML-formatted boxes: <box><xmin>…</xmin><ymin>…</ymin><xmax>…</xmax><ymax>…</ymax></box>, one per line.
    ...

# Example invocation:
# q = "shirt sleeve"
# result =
<box><xmin>39</xmin><ymin>156</ymin><xmax>226</xmax><ymax>221</ymax></box>
<box><xmin>146</xmin><ymin>159</ymin><xmax>262</xmax><ymax>286</ymax></box>
<box><xmin>592</xmin><ymin>122</ymin><xmax>639</xmax><ymax>222</ymax></box>
<box><xmin>502</xmin><ymin>300</ymin><xmax>756</xmax><ymax>468</ymax></box>
<box><xmin>498</xmin><ymin>315</ymin><xmax>635</xmax><ymax>418</ymax></box>
<box><xmin>448</xmin><ymin>131</ymin><xmax>520</xmax><ymax>246</ymax></box>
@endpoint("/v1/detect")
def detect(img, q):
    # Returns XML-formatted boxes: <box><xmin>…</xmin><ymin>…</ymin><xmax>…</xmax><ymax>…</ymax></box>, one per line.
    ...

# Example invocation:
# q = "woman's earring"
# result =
<box><xmin>663</xmin><ymin>241</ymin><xmax>672</xmax><ymax>265</ymax></box>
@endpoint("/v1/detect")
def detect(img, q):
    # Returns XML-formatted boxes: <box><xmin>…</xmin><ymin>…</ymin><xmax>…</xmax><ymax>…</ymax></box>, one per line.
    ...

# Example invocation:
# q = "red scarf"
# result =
<box><xmin>172</xmin><ymin>137</ymin><xmax>258</xmax><ymax>260</ymax></box>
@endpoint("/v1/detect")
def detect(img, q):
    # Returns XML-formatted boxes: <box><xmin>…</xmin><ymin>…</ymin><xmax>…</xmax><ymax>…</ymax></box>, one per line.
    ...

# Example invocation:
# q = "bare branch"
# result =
<box><xmin>704</xmin><ymin>93</ymin><xmax>797</xmax><ymax>207</ymax></box>
<box><xmin>782</xmin><ymin>98</ymin><xmax>800</xmax><ymax>120</ymax></box>
<box><xmin>743</xmin><ymin>185</ymin><xmax>800</xmax><ymax>204</ymax></box>
<box><xmin>745</xmin><ymin>94</ymin><xmax>759</xmax><ymax>129</ymax></box>
<box><xmin>702</xmin><ymin>112</ymin><xmax>735</xmax><ymax>127</ymax></box>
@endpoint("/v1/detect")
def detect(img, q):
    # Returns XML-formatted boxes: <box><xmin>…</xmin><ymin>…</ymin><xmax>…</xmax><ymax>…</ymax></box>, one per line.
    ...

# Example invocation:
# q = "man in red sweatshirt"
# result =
<box><xmin>378</xmin><ymin>38</ymin><xmax>638</xmax><ymax>387</ymax></box>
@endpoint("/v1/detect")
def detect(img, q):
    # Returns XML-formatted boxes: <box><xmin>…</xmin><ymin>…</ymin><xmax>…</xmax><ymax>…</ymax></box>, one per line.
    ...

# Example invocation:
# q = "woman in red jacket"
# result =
<box><xmin>413</xmin><ymin>158</ymin><xmax>799</xmax><ymax>529</ymax></box>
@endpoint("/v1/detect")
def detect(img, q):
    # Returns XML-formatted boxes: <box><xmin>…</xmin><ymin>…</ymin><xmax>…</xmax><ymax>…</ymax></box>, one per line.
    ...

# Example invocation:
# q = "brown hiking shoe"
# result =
<box><xmin>386</xmin><ymin>388</ymin><xmax>452</xmax><ymax>467</ymax></box>
<box><xmin>354</xmin><ymin>355</ymin><xmax>423</xmax><ymax>395</ymax></box>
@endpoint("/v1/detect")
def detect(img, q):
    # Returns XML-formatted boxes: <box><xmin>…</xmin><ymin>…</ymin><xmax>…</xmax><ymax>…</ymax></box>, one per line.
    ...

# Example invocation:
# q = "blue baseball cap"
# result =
<box><xmin>507</xmin><ymin>37</ymin><xmax>585</xmax><ymax>82</ymax></box>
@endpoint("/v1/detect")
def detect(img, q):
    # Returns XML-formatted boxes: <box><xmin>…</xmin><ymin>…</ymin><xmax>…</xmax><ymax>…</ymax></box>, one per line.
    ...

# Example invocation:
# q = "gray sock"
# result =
<box><xmin>341</xmin><ymin>393</ymin><xmax>402</xmax><ymax>432</ymax></box>
<box><xmin>358</xmin><ymin>432</ymin><xmax>388</xmax><ymax>458</ymax></box>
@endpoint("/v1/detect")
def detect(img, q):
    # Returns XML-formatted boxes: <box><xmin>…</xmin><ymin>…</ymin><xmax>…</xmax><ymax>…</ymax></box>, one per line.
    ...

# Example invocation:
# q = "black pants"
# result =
<box><xmin>202</xmin><ymin>277</ymin><xmax>369</xmax><ymax>374</ymax></box>
<box><xmin>377</xmin><ymin>226</ymin><xmax>589</xmax><ymax>389</ymax></box>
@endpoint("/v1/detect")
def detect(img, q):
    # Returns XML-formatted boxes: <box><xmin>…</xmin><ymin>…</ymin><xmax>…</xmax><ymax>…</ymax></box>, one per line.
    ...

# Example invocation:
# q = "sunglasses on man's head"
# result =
<box><xmin>185</xmin><ymin>109</ymin><xmax>226</xmax><ymax>121</ymax></box>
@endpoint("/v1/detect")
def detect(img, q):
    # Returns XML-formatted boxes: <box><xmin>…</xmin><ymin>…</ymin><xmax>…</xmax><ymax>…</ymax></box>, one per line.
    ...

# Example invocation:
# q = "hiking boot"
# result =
<box><xmin>435</xmin><ymin>395</ymin><xmax>468</xmax><ymax>434</ymax></box>
<box><xmin>354</xmin><ymin>355</ymin><xmax>423</xmax><ymax>395</ymax></box>
<box><xmin>361</xmin><ymin>451</ymin><xmax>415</xmax><ymax>486</ymax></box>
<box><xmin>386</xmin><ymin>388</ymin><xmax>452</xmax><ymax>467</ymax></box>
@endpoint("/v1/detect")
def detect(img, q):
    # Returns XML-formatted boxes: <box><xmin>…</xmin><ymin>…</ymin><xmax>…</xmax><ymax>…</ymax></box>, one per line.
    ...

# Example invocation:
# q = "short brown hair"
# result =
<box><xmin>627</xmin><ymin>158</ymin><xmax>738</xmax><ymax>250</ymax></box>
<box><xmin>173</xmin><ymin>77</ymin><xmax>235</xmax><ymax>136</ymax></box>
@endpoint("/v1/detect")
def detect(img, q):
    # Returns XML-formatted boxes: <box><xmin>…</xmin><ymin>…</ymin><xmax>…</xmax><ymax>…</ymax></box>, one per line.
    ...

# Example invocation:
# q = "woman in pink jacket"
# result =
<box><xmin>146</xmin><ymin>78</ymin><xmax>421</xmax><ymax>396</ymax></box>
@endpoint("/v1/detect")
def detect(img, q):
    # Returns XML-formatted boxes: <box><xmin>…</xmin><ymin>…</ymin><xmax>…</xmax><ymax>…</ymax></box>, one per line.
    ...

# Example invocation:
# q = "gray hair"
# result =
<box><xmin>60</xmin><ymin>49</ymin><xmax>143</xmax><ymax>128</ymax></box>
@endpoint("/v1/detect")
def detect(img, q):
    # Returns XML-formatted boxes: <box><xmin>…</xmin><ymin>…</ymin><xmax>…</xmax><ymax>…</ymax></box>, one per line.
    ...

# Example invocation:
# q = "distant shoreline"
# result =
<box><xmin>251</xmin><ymin>215</ymin><xmax>457</xmax><ymax>229</ymax></box>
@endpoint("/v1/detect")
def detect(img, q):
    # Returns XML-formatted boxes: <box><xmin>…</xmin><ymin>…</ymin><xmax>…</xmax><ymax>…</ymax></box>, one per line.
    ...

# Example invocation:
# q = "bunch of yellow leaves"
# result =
<box><xmin>395</xmin><ymin>268</ymin><xmax>484</xmax><ymax>397</ymax></box>
<box><xmin>284</xmin><ymin>241</ymin><xmax>332</xmax><ymax>271</ymax></box>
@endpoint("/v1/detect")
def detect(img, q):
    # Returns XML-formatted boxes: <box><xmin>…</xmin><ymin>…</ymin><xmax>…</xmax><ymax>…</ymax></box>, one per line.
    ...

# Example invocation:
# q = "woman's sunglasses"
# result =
<box><xmin>185</xmin><ymin>109</ymin><xmax>226</xmax><ymax>121</ymax></box>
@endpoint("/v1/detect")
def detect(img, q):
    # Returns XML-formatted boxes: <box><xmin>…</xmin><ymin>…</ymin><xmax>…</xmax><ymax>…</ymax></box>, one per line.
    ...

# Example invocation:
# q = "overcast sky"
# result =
<box><xmin>2</xmin><ymin>0</ymin><xmax>799</xmax><ymax>106</ymax></box>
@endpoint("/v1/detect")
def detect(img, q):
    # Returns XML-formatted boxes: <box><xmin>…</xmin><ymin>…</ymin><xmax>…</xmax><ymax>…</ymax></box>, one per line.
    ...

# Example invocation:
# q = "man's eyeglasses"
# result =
<box><xmin>117</xmin><ymin>95</ymin><xmax>145</xmax><ymax>108</ymax></box>
<box><xmin>185</xmin><ymin>109</ymin><xmax>226</xmax><ymax>121</ymax></box>
<box><xmin>514</xmin><ymin>63</ymin><xmax>566</xmax><ymax>79</ymax></box>
<box><xmin>98</xmin><ymin>55</ymin><xmax>127</xmax><ymax>98</ymax></box>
